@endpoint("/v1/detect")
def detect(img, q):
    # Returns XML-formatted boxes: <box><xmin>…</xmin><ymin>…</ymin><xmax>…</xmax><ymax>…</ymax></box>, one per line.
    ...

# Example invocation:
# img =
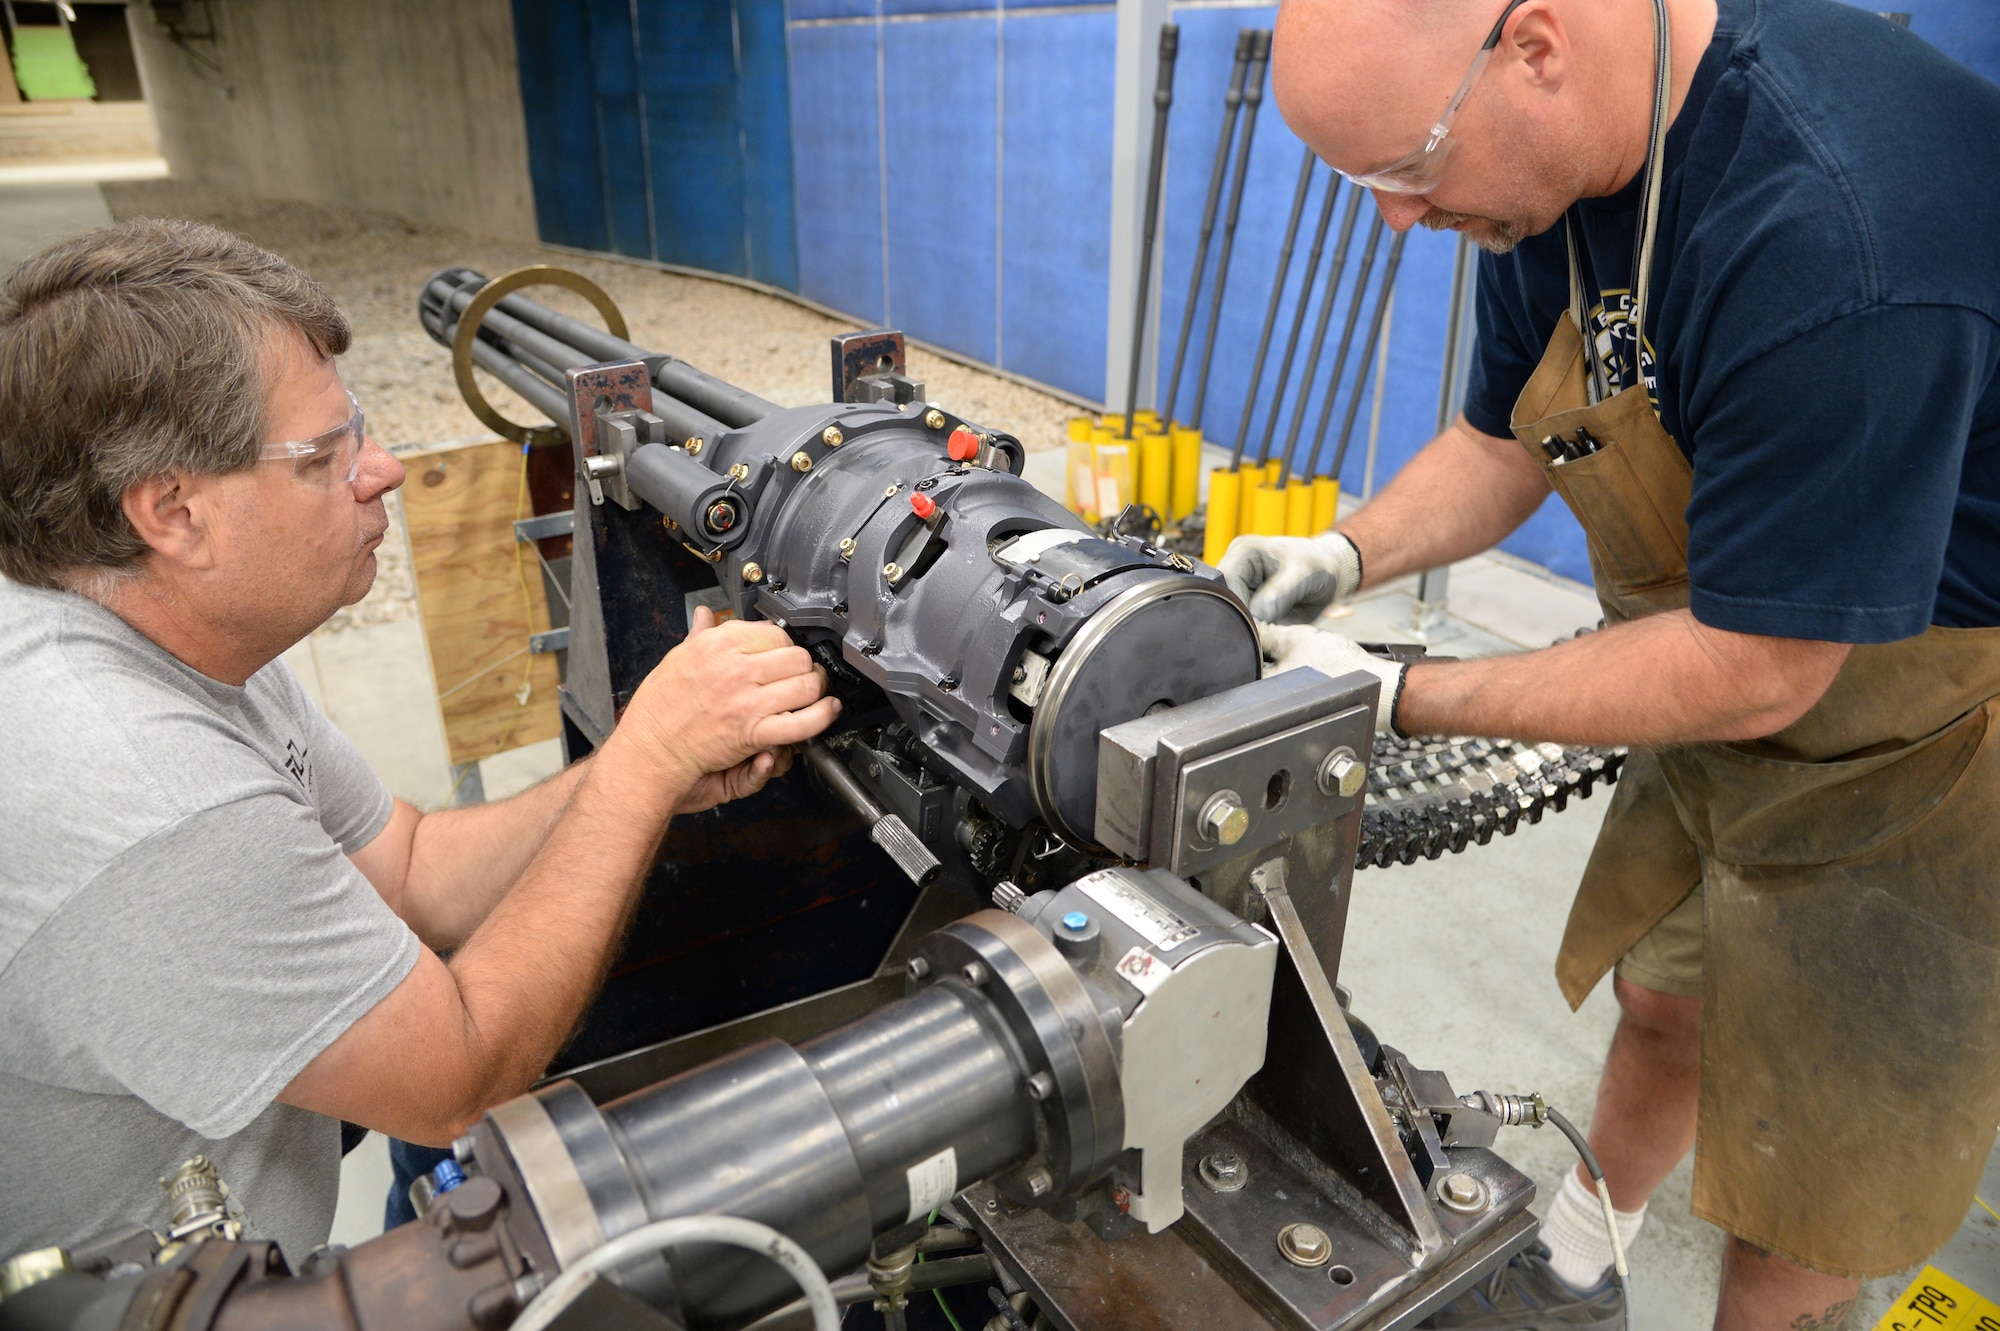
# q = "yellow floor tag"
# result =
<box><xmin>1871</xmin><ymin>1266</ymin><xmax>2000</xmax><ymax>1331</ymax></box>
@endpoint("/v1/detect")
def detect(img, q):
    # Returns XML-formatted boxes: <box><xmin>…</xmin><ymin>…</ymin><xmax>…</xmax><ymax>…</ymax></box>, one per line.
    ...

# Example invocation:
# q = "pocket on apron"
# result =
<box><xmin>1657</xmin><ymin>701</ymin><xmax>1990</xmax><ymax>868</ymax></box>
<box><xmin>1546</xmin><ymin>439</ymin><xmax>1691</xmax><ymax>595</ymax></box>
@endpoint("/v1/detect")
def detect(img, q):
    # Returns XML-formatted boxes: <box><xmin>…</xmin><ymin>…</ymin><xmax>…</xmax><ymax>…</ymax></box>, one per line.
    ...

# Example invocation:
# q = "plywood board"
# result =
<box><xmin>401</xmin><ymin>439</ymin><xmax>562</xmax><ymax>766</ymax></box>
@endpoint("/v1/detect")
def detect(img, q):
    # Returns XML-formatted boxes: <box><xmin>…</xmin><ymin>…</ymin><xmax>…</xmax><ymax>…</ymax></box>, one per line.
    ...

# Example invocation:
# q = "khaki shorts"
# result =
<box><xmin>1614</xmin><ymin>880</ymin><xmax>1702</xmax><ymax>997</ymax></box>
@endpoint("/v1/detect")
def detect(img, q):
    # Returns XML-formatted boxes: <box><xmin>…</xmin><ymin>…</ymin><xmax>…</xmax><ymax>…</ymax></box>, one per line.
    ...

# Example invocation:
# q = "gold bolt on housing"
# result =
<box><xmin>924</xmin><ymin>408</ymin><xmax>946</xmax><ymax>430</ymax></box>
<box><xmin>791</xmin><ymin>450</ymin><xmax>814</xmax><ymax>472</ymax></box>
<box><xmin>662</xmin><ymin>516</ymin><xmax>680</xmax><ymax>532</ymax></box>
<box><xmin>884</xmin><ymin>484</ymin><xmax>901</xmax><ymax>498</ymax></box>
<box><xmin>686</xmin><ymin>437</ymin><xmax>704</xmax><ymax>456</ymax></box>
<box><xmin>822</xmin><ymin>425</ymin><xmax>845</xmax><ymax>447</ymax></box>
<box><xmin>883</xmin><ymin>562</ymin><xmax>904</xmax><ymax>582</ymax></box>
<box><xmin>741</xmin><ymin>562</ymin><xmax>764</xmax><ymax>584</ymax></box>
<box><xmin>838</xmin><ymin>538</ymin><xmax>857</xmax><ymax>559</ymax></box>
<box><xmin>730</xmin><ymin>463</ymin><xmax>751</xmax><ymax>482</ymax></box>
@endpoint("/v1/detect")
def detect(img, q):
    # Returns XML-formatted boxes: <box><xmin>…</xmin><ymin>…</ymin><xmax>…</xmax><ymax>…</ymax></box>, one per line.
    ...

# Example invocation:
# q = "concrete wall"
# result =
<box><xmin>126</xmin><ymin>0</ymin><xmax>537</xmax><ymax>240</ymax></box>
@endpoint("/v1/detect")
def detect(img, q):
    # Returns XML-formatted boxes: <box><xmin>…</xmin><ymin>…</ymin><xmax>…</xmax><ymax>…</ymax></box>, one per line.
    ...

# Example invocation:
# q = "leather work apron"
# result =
<box><xmin>1503</xmin><ymin>67</ymin><xmax>2000</xmax><ymax>1274</ymax></box>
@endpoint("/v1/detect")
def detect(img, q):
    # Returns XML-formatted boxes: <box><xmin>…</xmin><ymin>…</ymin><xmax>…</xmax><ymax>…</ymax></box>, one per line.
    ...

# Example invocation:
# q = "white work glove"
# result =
<box><xmin>1219</xmin><ymin>532</ymin><xmax>1363</xmax><ymax>623</ymax></box>
<box><xmin>1258</xmin><ymin>623</ymin><xmax>1407</xmax><ymax>736</ymax></box>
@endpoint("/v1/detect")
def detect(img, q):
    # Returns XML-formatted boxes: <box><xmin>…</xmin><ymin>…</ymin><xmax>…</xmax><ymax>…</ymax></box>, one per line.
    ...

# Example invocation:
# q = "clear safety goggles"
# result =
<box><xmin>259</xmin><ymin>391</ymin><xmax>365</xmax><ymax>486</ymax></box>
<box><xmin>1337</xmin><ymin>0</ymin><xmax>1531</xmax><ymax>194</ymax></box>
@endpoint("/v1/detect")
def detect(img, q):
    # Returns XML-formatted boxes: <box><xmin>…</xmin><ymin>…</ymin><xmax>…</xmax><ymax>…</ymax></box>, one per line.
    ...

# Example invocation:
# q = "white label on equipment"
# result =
<box><xmin>1075</xmin><ymin>871</ymin><xmax>1200</xmax><ymax>952</ymax></box>
<box><xmin>1115</xmin><ymin>945</ymin><xmax>1171</xmax><ymax>997</ymax></box>
<box><xmin>905</xmin><ymin>1146</ymin><xmax>958</xmax><ymax>1223</ymax></box>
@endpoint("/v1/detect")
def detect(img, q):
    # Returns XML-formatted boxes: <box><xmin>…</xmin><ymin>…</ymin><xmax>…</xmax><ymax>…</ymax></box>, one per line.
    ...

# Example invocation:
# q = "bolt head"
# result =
<box><xmin>1199</xmin><ymin>1150</ymin><xmax>1248</xmax><ymax>1193</ymax></box>
<box><xmin>1027</xmin><ymin>1071</ymin><xmax>1055</xmax><ymax>1101</ymax></box>
<box><xmin>686</xmin><ymin>437</ymin><xmax>704</xmax><ymax>455</ymax></box>
<box><xmin>960</xmin><ymin>960</ymin><xmax>989</xmax><ymax>987</ymax></box>
<box><xmin>1061</xmin><ymin>911</ymin><xmax>1089</xmax><ymax>932</ymax></box>
<box><xmin>884</xmin><ymin>484</ymin><xmax>900</xmax><ymax>498</ymax></box>
<box><xmin>838</xmin><ymin>537</ymin><xmax>857</xmax><ymax>558</ymax></box>
<box><xmin>705</xmin><ymin>501</ymin><xmax>736</xmax><ymax>531</ymax></box>
<box><xmin>1277</xmin><ymin>1222</ymin><xmax>1333</xmax><ymax>1267</ymax></box>
<box><xmin>1199</xmin><ymin>791</ymin><xmax>1250</xmax><ymax>845</ymax></box>
<box><xmin>791</xmin><ymin>450</ymin><xmax>813</xmax><ymax>472</ymax></box>
<box><xmin>1024</xmin><ymin>1167</ymin><xmax>1053</xmax><ymax>1199</ymax></box>
<box><xmin>1438</xmin><ymin>1171</ymin><xmax>1489</xmax><ymax>1214</ymax></box>
<box><xmin>730</xmin><ymin>462</ymin><xmax>750</xmax><ymax>481</ymax></box>
<box><xmin>884</xmin><ymin>562</ymin><xmax>904</xmax><ymax>581</ymax></box>
<box><xmin>907</xmin><ymin>956</ymin><xmax>931</xmax><ymax>981</ymax></box>
<box><xmin>822</xmin><ymin>425</ymin><xmax>844</xmax><ymax>447</ymax></box>
<box><xmin>741</xmin><ymin>562</ymin><xmax>764</xmax><ymax>584</ymax></box>
<box><xmin>924</xmin><ymin>408</ymin><xmax>946</xmax><ymax>430</ymax></box>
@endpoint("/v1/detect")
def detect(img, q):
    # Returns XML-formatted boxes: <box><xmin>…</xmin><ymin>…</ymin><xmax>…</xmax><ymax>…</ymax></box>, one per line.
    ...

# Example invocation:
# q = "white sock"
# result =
<box><xmin>1542</xmin><ymin>1168</ymin><xmax>1645</xmax><ymax>1292</ymax></box>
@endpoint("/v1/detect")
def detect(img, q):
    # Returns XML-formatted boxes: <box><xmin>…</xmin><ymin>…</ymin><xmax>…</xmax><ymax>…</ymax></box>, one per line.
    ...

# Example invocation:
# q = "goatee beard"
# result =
<box><xmin>1418</xmin><ymin>207</ymin><xmax>1524</xmax><ymax>254</ymax></box>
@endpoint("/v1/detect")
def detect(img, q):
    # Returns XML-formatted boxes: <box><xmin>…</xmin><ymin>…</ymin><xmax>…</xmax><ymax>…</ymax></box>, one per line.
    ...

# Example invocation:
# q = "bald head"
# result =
<box><xmin>1272</xmin><ymin>0</ymin><xmax>1663</xmax><ymax>251</ymax></box>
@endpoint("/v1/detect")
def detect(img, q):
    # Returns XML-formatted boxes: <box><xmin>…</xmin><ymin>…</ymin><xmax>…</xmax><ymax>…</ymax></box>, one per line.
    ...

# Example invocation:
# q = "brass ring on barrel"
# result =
<box><xmin>451</xmin><ymin>265</ymin><xmax>630</xmax><ymax>443</ymax></box>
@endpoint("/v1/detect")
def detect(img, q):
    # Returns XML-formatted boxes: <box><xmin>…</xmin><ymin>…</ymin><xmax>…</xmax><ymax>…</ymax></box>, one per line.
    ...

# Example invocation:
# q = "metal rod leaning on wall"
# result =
<box><xmin>1286</xmin><ymin>211</ymin><xmax>1384</xmax><ymax>486</ymax></box>
<box><xmin>1319</xmin><ymin>229</ymin><xmax>1407</xmax><ymax>489</ymax></box>
<box><xmin>1227</xmin><ymin>145</ymin><xmax>1317</xmax><ymax>468</ymax></box>
<box><xmin>1253</xmin><ymin>174</ymin><xmax>1342</xmax><ymax>469</ymax></box>
<box><xmin>1122</xmin><ymin>22</ymin><xmax>1179</xmax><ymax>439</ymax></box>
<box><xmin>1412</xmin><ymin>233</ymin><xmax>1479</xmax><ymax>637</ymax></box>
<box><xmin>1162</xmin><ymin>29</ymin><xmax>1254</xmax><ymax>426</ymax></box>
<box><xmin>1186</xmin><ymin>28</ymin><xmax>1271</xmax><ymax>433</ymax></box>
<box><xmin>1272</xmin><ymin>188</ymin><xmax>1365</xmax><ymax>485</ymax></box>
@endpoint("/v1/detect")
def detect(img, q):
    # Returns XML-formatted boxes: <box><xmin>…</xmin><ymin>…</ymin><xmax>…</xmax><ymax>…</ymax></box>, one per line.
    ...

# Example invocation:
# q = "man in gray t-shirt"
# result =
<box><xmin>0</xmin><ymin>222</ymin><xmax>839</xmax><ymax>1264</ymax></box>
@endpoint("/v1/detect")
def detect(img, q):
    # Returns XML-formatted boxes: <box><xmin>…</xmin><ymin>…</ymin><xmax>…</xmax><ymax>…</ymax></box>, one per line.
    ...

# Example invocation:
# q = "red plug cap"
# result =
<box><xmin>947</xmin><ymin>426</ymin><xmax>981</xmax><ymax>462</ymax></box>
<box><xmin>910</xmin><ymin>491</ymin><xmax>937</xmax><ymax>520</ymax></box>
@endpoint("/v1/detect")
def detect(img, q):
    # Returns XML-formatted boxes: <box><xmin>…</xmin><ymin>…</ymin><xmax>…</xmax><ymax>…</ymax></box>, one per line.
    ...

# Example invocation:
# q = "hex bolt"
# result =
<box><xmin>1026</xmin><ymin>1071</ymin><xmax>1055</xmax><ymax>1101</ymax></box>
<box><xmin>884</xmin><ymin>562</ymin><xmax>904</xmax><ymax>582</ymax></box>
<box><xmin>729</xmin><ymin>463</ymin><xmax>751</xmax><ymax>481</ymax></box>
<box><xmin>960</xmin><ymin>960</ymin><xmax>990</xmax><ymax>987</ymax></box>
<box><xmin>662</xmin><ymin>515</ymin><xmax>680</xmax><ymax>532</ymax></box>
<box><xmin>1198</xmin><ymin>790</ymin><xmax>1251</xmax><ymax>845</ymax></box>
<box><xmin>1277</xmin><ymin>1222</ymin><xmax>1333</xmax><ymax>1268</ymax></box>
<box><xmin>1437</xmin><ymin>1171</ymin><xmax>1489</xmax><ymax>1215</ymax></box>
<box><xmin>838</xmin><ymin>537</ymin><xmax>857</xmax><ymax>559</ymax></box>
<box><xmin>741</xmin><ymin>562</ymin><xmax>764</xmax><ymax>584</ymax></box>
<box><xmin>686</xmin><ymin>437</ymin><xmax>705</xmax><ymax>456</ymax></box>
<box><xmin>1317</xmin><ymin>747</ymin><xmax>1366</xmax><ymax>798</ymax></box>
<box><xmin>791</xmin><ymin>451</ymin><xmax>814</xmax><ymax>472</ymax></box>
<box><xmin>907</xmin><ymin>956</ymin><xmax>931</xmax><ymax>981</ymax></box>
<box><xmin>823</xmin><ymin>425</ymin><xmax>845</xmax><ymax>447</ymax></box>
<box><xmin>1198</xmin><ymin>1150</ymin><xmax>1248</xmax><ymax>1193</ymax></box>
<box><xmin>924</xmin><ymin>408</ymin><xmax>946</xmax><ymax>430</ymax></box>
<box><xmin>1024</xmin><ymin>1167</ymin><xmax>1054</xmax><ymax>1199</ymax></box>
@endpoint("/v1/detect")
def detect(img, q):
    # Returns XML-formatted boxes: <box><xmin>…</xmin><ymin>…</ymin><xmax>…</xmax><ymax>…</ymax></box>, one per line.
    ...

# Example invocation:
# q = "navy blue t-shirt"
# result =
<box><xmin>1462</xmin><ymin>0</ymin><xmax>2000</xmax><ymax>642</ymax></box>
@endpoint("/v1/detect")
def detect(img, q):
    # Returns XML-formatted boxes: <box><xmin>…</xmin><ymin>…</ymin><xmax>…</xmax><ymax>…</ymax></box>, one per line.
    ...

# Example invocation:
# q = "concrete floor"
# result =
<box><xmin>7</xmin><ymin>179</ymin><xmax>1995</xmax><ymax>1324</ymax></box>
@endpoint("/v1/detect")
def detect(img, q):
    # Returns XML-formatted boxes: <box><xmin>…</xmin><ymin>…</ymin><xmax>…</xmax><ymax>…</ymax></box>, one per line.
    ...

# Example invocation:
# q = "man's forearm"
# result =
<box><xmin>440</xmin><ymin>733</ymin><xmax>687</xmax><ymax>1107</ymax></box>
<box><xmin>1336</xmin><ymin>416</ymin><xmax>1551</xmax><ymax>589</ymax></box>
<box><xmin>1395</xmin><ymin>610</ymin><xmax>1850</xmax><ymax>747</ymax></box>
<box><xmin>399</xmin><ymin>758</ymin><xmax>592</xmax><ymax>949</ymax></box>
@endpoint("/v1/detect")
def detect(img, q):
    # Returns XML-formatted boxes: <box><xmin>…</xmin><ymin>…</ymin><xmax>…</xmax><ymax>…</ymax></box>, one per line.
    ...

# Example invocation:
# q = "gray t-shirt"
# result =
<box><xmin>0</xmin><ymin>580</ymin><xmax>419</xmax><ymax>1264</ymax></box>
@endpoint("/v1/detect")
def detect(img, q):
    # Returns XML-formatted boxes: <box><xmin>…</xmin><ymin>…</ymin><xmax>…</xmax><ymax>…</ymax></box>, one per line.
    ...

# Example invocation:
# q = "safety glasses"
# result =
<box><xmin>259</xmin><ymin>391</ymin><xmax>365</xmax><ymax>486</ymax></box>
<box><xmin>1338</xmin><ymin>0</ymin><xmax>1532</xmax><ymax>194</ymax></box>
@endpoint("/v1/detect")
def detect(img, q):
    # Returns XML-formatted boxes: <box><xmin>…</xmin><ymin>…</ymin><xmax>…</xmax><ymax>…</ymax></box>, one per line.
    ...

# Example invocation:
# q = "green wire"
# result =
<box><xmin>921</xmin><ymin>1209</ymin><xmax>969</xmax><ymax>1331</ymax></box>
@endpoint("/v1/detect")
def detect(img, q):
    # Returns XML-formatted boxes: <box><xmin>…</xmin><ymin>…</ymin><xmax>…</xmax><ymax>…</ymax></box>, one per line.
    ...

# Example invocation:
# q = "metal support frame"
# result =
<box><xmin>1410</xmin><ymin>235</ymin><xmax>1477</xmax><ymax>643</ymax></box>
<box><xmin>1104</xmin><ymin>0</ymin><xmax>1174</xmax><ymax>414</ymax></box>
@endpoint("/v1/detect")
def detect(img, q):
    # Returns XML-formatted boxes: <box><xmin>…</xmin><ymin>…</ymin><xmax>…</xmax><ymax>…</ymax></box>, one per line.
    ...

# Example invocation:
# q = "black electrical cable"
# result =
<box><xmin>1542</xmin><ymin>1106</ymin><xmax>1634</xmax><ymax>1331</ymax></box>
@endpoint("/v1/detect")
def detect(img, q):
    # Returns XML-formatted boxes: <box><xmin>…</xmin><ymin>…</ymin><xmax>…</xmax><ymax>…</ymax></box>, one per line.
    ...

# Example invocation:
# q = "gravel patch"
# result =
<box><xmin>101</xmin><ymin>181</ymin><xmax>1080</xmax><ymax>631</ymax></box>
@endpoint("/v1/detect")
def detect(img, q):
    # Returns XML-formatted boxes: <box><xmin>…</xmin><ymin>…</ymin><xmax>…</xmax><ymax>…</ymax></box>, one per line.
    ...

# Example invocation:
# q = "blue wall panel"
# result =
<box><xmin>883</xmin><ymin>15</ymin><xmax>999</xmax><ymax>361</ymax></box>
<box><xmin>638</xmin><ymin>3</ymin><xmax>745</xmax><ymax>272</ymax></box>
<box><xmin>788</xmin><ymin>20</ymin><xmax>887</xmax><ymax>321</ymax></box>
<box><xmin>510</xmin><ymin>0</ymin><xmax>608</xmax><ymax>252</ymax></box>
<box><xmin>739</xmin><ymin>0</ymin><xmax>802</xmax><ymax>289</ymax></box>
<box><xmin>580</xmin><ymin>0</ymin><xmax>652</xmax><ymax>259</ymax></box>
<box><xmin>1001</xmin><ymin>10</ymin><xmax>1114</xmax><ymax>400</ymax></box>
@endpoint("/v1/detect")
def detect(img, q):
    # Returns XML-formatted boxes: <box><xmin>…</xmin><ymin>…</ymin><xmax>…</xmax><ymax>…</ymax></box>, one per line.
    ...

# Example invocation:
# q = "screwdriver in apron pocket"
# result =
<box><xmin>1541</xmin><ymin>426</ymin><xmax>1608</xmax><ymax>464</ymax></box>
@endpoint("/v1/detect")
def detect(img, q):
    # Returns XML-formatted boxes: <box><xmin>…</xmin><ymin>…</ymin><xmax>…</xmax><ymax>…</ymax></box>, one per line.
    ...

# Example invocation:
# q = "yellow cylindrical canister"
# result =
<box><xmin>1092</xmin><ymin>437</ymin><xmax>1134</xmax><ymax>520</ymax></box>
<box><xmin>1203</xmin><ymin>467</ymin><xmax>1241</xmax><ymax>566</ymax></box>
<box><xmin>1311</xmin><ymin>476</ymin><xmax>1340</xmax><ymax>532</ymax></box>
<box><xmin>1140</xmin><ymin>432</ymin><xmax>1172</xmax><ymax>517</ymax></box>
<box><xmin>1252</xmin><ymin>483</ymin><xmax>1287</xmax><ymax>536</ymax></box>
<box><xmin>1169</xmin><ymin>427</ymin><xmax>1201</xmax><ymax>521</ymax></box>
<box><xmin>1265</xmin><ymin>459</ymin><xmax>1284</xmax><ymax>487</ymax></box>
<box><xmin>1072</xmin><ymin>433</ymin><xmax>1104</xmax><ymax>519</ymax></box>
<box><xmin>1134</xmin><ymin>409</ymin><xmax>1161</xmax><ymax>432</ymax></box>
<box><xmin>1066</xmin><ymin>416</ymin><xmax>1092</xmax><ymax>442</ymax></box>
<box><xmin>1101</xmin><ymin>413</ymin><xmax>1126</xmax><ymax>436</ymax></box>
<box><xmin>1237</xmin><ymin>468</ymin><xmax>1260</xmax><ymax>535</ymax></box>
<box><xmin>1284</xmin><ymin>481</ymin><xmax>1314</xmax><ymax>536</ymax></box>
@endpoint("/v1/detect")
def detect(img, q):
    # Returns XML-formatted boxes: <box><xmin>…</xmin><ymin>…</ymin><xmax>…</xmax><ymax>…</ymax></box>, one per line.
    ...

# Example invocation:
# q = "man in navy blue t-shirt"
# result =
<box><xmin>1226</xmin><ymin>0</ymin><xmax>2000</xmax><ymax>1322</ymax></box>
